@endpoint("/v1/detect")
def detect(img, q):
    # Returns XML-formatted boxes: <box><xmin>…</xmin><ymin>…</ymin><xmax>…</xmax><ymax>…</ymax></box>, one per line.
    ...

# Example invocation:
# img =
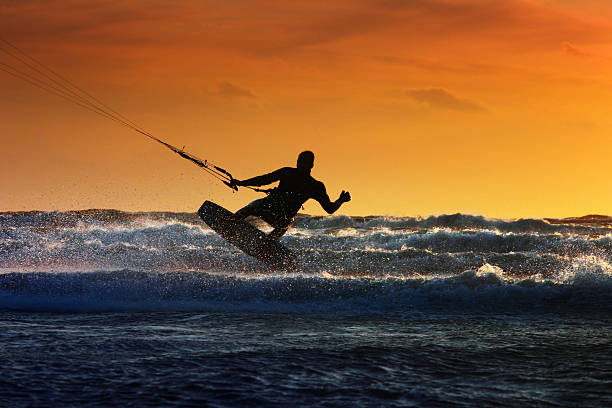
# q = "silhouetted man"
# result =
<box><xmin>229</xmin><ymin>151</ymin><xmax>351</xmax><ymax>241</ymax></box>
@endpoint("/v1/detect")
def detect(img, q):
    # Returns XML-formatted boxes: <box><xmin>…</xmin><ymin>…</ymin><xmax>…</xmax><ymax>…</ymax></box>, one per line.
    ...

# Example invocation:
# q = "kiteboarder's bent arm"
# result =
<box><xmin>315</xmin><ymin>183</ymin><xmax>351</xmax><ymax>214</ymax></box>
<box><xmin>233</xmin><ymin>168</ymin><xmax>287</xmax><ymax>187</ymax></box>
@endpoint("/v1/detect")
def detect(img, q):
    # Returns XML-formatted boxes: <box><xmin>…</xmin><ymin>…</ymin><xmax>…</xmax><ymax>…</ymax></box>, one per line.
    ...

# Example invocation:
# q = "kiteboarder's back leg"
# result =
<box><xmin>233</xmin><ymin>198</ymin><xmax>266</xmax><ymax>222</ymax></box>
<box><xmin>267</xmin><ymin>225</ymin><xmax>289</xmax><ymax>242</ymax></box>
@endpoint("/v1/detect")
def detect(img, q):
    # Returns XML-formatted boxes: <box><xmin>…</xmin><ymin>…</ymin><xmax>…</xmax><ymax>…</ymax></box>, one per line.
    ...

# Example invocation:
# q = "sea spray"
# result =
<box><xmin>1</xmin><ymin>210</ymin><xmax>610</xmax><ymax>314</ymax></box>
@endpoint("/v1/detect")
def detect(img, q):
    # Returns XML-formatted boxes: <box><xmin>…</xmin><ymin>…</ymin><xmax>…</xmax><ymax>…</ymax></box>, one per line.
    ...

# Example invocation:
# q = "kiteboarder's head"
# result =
<box><xmin>297</xmin><ymin>150</ymin><xmax>314</xmax><ymax>172</ymax></box>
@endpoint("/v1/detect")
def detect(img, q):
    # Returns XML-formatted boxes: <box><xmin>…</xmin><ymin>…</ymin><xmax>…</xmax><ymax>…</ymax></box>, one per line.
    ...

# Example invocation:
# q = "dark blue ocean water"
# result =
<box><xmin>1</xmin><ymin>211</ymin><xmax>611</xmax><ymax>407</ymax></box>
<box><xmin>2</xmin><ymin>311</ymin><xmax>610</xmax><ymax>407</ymax></box>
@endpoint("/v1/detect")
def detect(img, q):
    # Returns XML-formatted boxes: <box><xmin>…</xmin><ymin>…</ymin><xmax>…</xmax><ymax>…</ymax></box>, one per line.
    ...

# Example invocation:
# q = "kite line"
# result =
<box><xmin>0</xmin><ymin>37</ymin><xmax>257</xmax><ymax>192</ymax></box>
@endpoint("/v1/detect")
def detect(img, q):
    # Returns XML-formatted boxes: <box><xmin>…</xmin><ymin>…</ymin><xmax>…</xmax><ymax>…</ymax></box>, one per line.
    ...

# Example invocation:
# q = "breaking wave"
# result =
<box><xmin>0</xmin><ymin>264</ymin><xmax>610</xmax><ymax>315</ymax></box>
<box><xmin>1</xmin><ymin>210</ymin><xmax>610</xmax><ymax>315</ymax></box>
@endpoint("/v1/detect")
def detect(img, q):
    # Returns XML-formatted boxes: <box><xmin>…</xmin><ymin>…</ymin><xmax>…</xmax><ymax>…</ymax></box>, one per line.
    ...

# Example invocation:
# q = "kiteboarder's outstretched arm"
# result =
<box><xmin>232</xmin><ymin>168</ymin><xmax>288</xmax><ymax>187</ymax></box>
<box><xmin>314</xmin><ymin>182</ymin><xmax>351</xmax><ymax>214</ymax></box>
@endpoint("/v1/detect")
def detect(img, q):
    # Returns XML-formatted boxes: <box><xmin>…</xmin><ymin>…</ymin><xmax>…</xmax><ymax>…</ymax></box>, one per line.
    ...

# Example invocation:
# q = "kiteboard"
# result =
<box><xmin>197</xmin><ymin>201</ymin><xmax>297</xmax><ymax>270</ymax></box>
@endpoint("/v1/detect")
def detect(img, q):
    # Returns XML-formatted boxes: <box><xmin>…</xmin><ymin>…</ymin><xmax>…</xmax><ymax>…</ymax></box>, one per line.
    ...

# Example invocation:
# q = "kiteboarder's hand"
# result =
<box><xmin>229</xmin><ymin>178</ymin><xmax>241</xmax><ymax>189</ymax></box>
<box><xmin>339</xmin><ymin>190</ymin><xmax>351</xmax><ymax>203</ymax></box>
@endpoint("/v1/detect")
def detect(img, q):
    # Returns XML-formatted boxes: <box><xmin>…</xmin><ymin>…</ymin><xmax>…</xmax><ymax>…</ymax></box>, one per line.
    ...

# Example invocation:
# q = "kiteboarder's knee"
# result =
<box><xmin>234</xmin><ymin>198</ymin><xmax>267</xmax><ymax>221</ymax></box>
<box><xmin>233</xmin><ymin>207</ymin><xmax>252</xmax><ymax>221</ymax></box>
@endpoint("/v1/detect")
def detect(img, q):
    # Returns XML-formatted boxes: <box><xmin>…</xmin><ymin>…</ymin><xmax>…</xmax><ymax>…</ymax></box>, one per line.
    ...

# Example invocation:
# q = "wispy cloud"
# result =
<box><xmin>217</xmin><ymin>82</ymin><xmax>257</xmax><ymax>99</ymax></box>
<box><xmin>562</xmin><ymin>41</ymin><xmax>591</xmax><ymax>58</ymax></box>
<box><xmin>371</xmin><ymin>56</ymin><xmax>497</xmax><ymax>74</ymax></box>
<box><xmin>3</xmin><ymin>0</ymin><xmax>604</xmax><ymax>55</ymax></box>
<box><xmin>375</xmin><ymin>0</ymin><xmax>602</xmax><ymax>46</ymax></box>
<box><xmin>406</xmin><ymin>88</ymin><xmax>486</xmax><ymax>112</ymax></box>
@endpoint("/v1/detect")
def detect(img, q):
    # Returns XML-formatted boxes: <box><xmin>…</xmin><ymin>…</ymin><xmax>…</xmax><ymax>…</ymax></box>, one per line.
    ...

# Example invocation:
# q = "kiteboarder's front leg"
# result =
<box><xmin>233</xmin><ymin>198</ymin><xmax>267</xmax><ymax>223</ymax></box>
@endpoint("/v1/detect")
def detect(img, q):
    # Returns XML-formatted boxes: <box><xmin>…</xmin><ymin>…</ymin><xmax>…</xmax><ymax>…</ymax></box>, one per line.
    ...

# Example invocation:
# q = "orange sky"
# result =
<box><xmin>1</xmin><ymin>0</ymin><xmax>610</xmax><ymax>217</ymax></box>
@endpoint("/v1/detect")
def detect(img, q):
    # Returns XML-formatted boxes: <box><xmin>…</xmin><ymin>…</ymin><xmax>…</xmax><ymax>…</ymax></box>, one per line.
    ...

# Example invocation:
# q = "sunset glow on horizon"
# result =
<box><xmin>1</xmin><ymin>0</ymin><xmax>611</xmax><ymax>218</ymax></box>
